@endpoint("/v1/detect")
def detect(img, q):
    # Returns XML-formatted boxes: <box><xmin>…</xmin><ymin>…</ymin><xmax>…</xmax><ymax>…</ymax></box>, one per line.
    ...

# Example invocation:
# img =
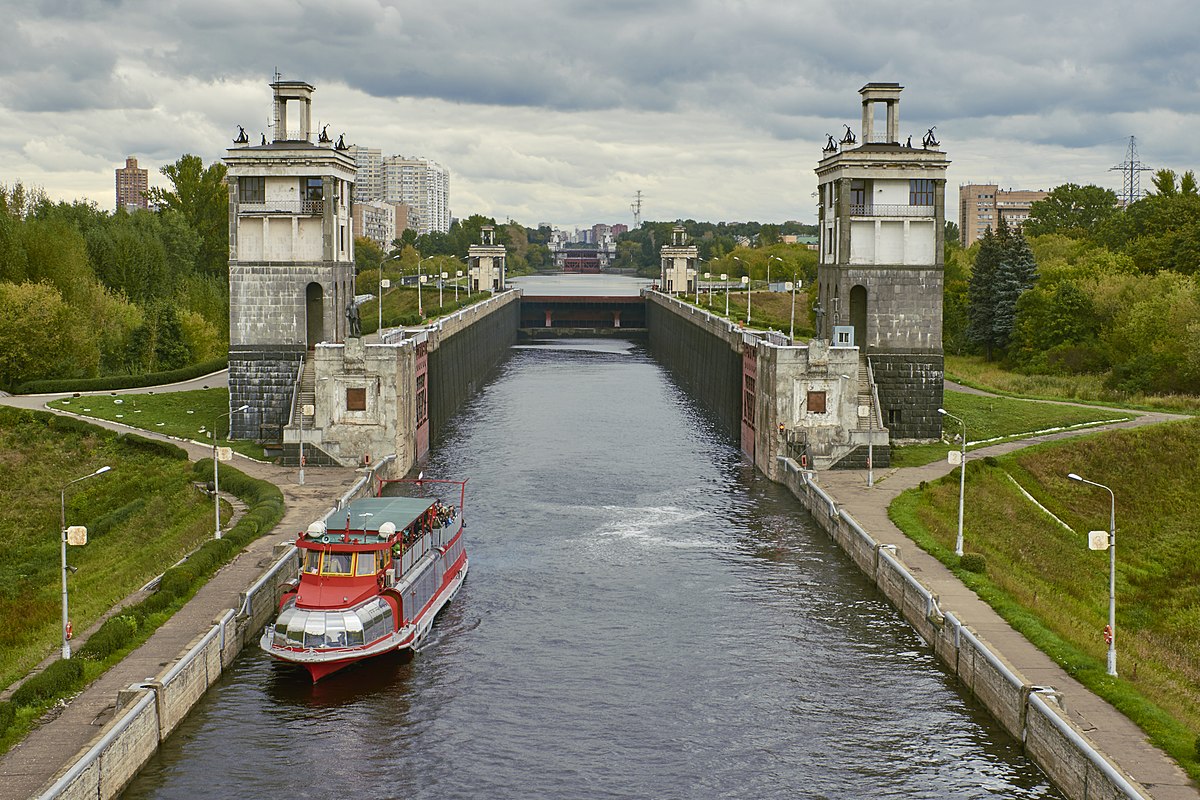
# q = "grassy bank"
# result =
<box><xmin>48</xmin><ymin>388</ymin><xmax>264</xmax><ymax>460</ymax></box>
<box><xmin>0</xmin><ymin>408</ymin><xmax>214</xmax><ymax>689</ymax></box>
<box><xmin>889</xmin><ymin>417</ymin><xmax>1200</xmax><ymax>779</ymax></box>
<box><xmin>684</xmin><ymin>288</ymin><xmax>815</xmax><ymax>338</ymax></box>
<box><xmin>889</xmin><ymin>390</ymin><xmax>1136</xmax><ymax>467</ymax></box>
<box><xmin>946</xmin><ymin>355</ymin><xmax>1200</xmax><ymax>415</ymax></box>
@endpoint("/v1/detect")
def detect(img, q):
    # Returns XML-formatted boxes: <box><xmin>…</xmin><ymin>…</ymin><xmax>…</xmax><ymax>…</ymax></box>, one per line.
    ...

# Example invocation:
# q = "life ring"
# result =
<box><xmin>65</xmin><ymin>622</ymin><xmax>73</xmax><ymax>641</ymax></box>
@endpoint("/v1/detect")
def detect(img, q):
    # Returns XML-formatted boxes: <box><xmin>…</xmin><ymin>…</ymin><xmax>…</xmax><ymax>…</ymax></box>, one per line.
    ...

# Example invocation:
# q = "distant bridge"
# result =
<box><xmin>519</xmin><ymin>294</ymin><xmax>646</xmax><ymax>336</ymax></box>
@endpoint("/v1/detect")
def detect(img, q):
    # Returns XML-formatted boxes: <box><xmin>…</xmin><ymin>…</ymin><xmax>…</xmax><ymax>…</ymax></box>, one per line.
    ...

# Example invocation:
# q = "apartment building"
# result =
<box><xmin>115</xmin><ymin>156</ymin><xmax>148</xmax><ymax>210</ymax></box>
<box><xmin>958</xmin><ymin>184</ymin><xmax>1048</xmax><ymax>247</ymax></box>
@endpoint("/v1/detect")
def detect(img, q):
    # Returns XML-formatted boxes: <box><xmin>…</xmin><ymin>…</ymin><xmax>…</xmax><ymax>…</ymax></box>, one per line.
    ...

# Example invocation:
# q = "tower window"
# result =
<box><xmin>887</xmin><ymin>408</ymin><xmax>902</xmax><ymax>425</ymax></box>
<box><xmin>239</xmin><ymin>177</ymin><xmax>265</xmax><ymax>204</ymax></box>
<box><xmin>304</xmin><ymin>178</ymin><xmax>323</xmax><ymax>201</ymax></box>
<box><xmin>910</xmin><ymin>179</ymin><xmax>934</xmax><ymax>206</ymax></box>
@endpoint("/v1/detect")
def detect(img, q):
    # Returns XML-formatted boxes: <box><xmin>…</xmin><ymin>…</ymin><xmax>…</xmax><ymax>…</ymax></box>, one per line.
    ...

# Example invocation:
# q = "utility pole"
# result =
<box><xmin>630</xmin><ymin>191</ymin><xmax>643</xmax><ymax>229</ymax></box>
<box><xmin>1109</xmin><ymin>136</ymin><xmax>1152</xmax><ymax>207</ymax></box>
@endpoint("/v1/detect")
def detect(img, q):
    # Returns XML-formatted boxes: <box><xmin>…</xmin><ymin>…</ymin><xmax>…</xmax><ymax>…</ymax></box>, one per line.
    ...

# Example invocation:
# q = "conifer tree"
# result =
<box><xmin>966</xmin><ymin>225</ymin><xmax>1001</xmax><ymax>359</ymax></box>
<box><xmin>992</xmin><ymin>224</ymin><xmax>1038</xmax><ymax>350</ymax></box>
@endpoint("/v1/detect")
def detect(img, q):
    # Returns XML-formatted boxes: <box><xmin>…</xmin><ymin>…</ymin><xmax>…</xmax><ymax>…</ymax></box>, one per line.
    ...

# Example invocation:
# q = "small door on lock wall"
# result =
<box><xmin>306</xmin><ymin>283</ymin><xmax>324</xmax><ymax>349</ymax></box>
<box><xmin>849</xmin><ymin>285</ymin><xmax>868</xmax><ymax>350</ymax></box>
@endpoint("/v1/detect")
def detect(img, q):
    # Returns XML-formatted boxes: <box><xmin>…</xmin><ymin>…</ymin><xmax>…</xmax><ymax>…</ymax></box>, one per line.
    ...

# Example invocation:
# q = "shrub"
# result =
<box><xmin>983</xmin><ymin>455</ymin><xmax>1000</xmax><ymax>467</ymax></box>
<box><xmin>14</xmin><ymin>357</ymin><xmax>228</xmax><ymax>395</ymax></box>
<box><xmin>118</xmin><ymin>433</ymin><xmax>188</xmax><ymax>460</ymax></box>
<box><xmin>11</xmin><ymin>658</ymin><xmax>85</xmax><ymax>707</ymax></box>
<box><xmin>77</xmin><ymin>615</ymin><xmax>137</xmax><ymax>661</ymax></box>
<box><xmin>960</xmin><ymin>553</ymin><xmax>988</xmax><ymax>574</ymax></box>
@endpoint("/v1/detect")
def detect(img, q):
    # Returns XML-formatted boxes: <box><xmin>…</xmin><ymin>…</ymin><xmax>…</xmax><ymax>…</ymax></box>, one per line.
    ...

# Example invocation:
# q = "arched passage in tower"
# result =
<box><xmin>849</xmin><ymin>285</ymin><xmax>868</xmax><ymax>349</ymax></box>
<box><xmin>306</xmin><ymin>282</ymin><xmax>324</xmax><ymax>349</ymax></box>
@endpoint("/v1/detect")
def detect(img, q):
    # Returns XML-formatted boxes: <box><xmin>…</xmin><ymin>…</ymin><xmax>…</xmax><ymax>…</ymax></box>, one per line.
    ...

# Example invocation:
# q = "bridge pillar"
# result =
<box><xmin>544</xmin><ymin>309</ymin><xmax>553</xmax><ymax>327</ymax></box>
<box><xmin>613</xmin><ymin>310</ymin><xmax>622</xmax><ymax>328</ymax></box>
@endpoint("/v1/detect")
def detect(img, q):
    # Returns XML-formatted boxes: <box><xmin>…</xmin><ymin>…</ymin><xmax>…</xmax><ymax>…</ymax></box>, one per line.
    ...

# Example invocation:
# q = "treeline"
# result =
<box><xmin>614</xmin><ymin>220</ymin><xmax>818</xmax><ymax>271</ymax></box>
<box><xmin>0</xmin><ymin>155</ymin><xmax>229</xmax><ymax>390</ymax></box>
<box><xmin>354</xmin><ymin>214</ymin><xmax>551</xmax><ymax>276</ymax></box>
<box><xmin>948</xmin><ymin>169</ymin><xmax>1200</xmax><ymax>395</ymax></box>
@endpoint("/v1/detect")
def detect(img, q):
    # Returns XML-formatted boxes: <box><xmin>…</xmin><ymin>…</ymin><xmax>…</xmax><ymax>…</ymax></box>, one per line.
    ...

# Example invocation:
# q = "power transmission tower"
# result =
<box><xmin>1109</xmin><ymin>136</ymin><xmax>1151</xmax><ymax>206</ymax></box>
<box><xmin>631</xmin><ymin>190</ymin><xmax>643</xmax><ymax>229</ymax></box>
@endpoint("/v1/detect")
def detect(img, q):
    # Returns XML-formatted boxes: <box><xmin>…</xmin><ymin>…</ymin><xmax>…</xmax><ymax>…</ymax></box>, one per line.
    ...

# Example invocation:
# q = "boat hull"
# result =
<box><xmin>263</xmin><ymin>557</ymin><xmax>468</xmax><ymax>682</ymax></box>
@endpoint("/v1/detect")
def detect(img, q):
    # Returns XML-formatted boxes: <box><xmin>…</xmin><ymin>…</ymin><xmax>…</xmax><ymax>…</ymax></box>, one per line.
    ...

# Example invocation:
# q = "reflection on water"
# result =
<box><xmin>123</xmin><ymin>333</ymin><xmax>1061</xmax><ymax>800</ymax></box>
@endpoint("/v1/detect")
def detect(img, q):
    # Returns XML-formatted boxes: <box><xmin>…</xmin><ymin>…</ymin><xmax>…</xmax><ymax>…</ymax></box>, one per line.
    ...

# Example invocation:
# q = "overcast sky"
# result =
<box><xmin>2</xmin><ymin>0</ymin><xmax>1196</xmax><ymax>229</ymax></box>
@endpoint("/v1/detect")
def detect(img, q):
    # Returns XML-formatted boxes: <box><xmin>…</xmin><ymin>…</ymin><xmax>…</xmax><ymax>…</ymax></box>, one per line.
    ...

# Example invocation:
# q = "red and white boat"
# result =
<box><xmin>260</xmin><ymin>478</ymin><xmax>468</xmax><ymax>681</ymax></box>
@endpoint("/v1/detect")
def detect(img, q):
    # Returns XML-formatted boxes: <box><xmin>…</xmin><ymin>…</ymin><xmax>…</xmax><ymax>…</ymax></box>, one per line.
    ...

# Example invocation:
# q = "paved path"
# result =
<box><xmin>818</xmin><ymin>406</ymin><xmax>1197</xmax><ymax>800</ymax></box>
<box><xmin>0</xmin><ymin>377</ymin><xmax>363</xmax><ymax>800</ymax></box>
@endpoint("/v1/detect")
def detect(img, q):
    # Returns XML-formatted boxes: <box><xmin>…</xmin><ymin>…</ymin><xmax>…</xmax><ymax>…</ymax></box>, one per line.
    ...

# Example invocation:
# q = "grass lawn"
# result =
<box><xmin>685</xmin><ymin>288</ymin><xmax>816</xmax><ymax>338</ymax></box>
<box><xmin>0</xmin><ymin>409</ymin><xmax>218</xmax><ymax>691</ymax></box>
<box><xmin>946</xmin><ymin>354</ymin><xmax>1200</xmax><ymax>415</ymax></box>
<box><xmin>889</xmin><ymin>417</ymin><xmax>1200</xmax><ymax>780</ymax></box>
<box><xmin>360</xmin><ymin>283</ymin><xmax>491</xmax><ymax>335</ymax></box>
<box><xmin>47</xmin><ymin>388</ymin><xmax>265</xmax><ymax>460</ymax></box>
<box><xmin>890</xmin><ymin>390</ymin><xmax>1136</xmax><ymax>467</ymax></box>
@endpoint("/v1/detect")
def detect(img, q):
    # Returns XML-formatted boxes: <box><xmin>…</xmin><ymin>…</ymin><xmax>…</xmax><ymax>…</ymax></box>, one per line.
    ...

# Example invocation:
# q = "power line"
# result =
<box><xmin>1109</xmin><ymin>136</ymin><xmax>1152</xmax><ymax>206</ymax></box>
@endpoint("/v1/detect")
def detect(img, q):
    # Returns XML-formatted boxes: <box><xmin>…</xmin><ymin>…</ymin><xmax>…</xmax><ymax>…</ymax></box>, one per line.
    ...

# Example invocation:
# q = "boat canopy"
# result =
<box><xmin>308</xmin><ymin>497</ymin><xmax>437</xmax><ymax>544</ymax></box>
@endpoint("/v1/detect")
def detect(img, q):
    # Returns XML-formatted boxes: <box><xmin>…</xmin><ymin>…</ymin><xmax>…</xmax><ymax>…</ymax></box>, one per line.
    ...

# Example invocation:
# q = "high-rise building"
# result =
<box><xmin>958</xmin><ymin>184</ymin><xmax>1048</xmax><ymax>247</ymax></box>
<box><xmin>115</xmin><ymin>156</ymin><xmax>148</xmax><ymax>210</ymax></box>
<box><xmin>350</xmin><ymin>146</ymin><xmax>450</xmax><ymax>236</ymax></box>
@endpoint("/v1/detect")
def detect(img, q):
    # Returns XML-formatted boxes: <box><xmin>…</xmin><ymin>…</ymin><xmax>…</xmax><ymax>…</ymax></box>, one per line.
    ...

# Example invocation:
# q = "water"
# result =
<box><xmin>123</xmin><ymin>335</ymin><xmax>1061</xmax><ymax>799</ymax></box>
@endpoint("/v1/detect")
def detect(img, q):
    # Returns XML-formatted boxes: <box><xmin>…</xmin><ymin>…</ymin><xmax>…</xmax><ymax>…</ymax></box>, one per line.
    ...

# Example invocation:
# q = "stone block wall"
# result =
<box><xmin>870</xmin><ymin>353</ymin><xmax>943</xmax><ymax>442</ymax></box>
<box><xmin>228</xmin><ymin>345</ymin><xmax>305</xmax><ymax>441</ymax></box>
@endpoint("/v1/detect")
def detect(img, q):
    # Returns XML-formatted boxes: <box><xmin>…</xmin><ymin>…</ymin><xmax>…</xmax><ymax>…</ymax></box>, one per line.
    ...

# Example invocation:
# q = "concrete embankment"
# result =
<box><xmin>782</xmin><ymin>460</ymin><xmax>1196</xmax><ymax>800</ymax></box>
<box><xmin>11</xmin><ymin>458</ymin><xmax>397</xmax><ymax>800</ymax></box>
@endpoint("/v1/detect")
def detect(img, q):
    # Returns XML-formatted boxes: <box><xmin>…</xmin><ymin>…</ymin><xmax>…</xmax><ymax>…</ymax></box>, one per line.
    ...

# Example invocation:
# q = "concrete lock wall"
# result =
<box><xmin>38</xmin><ymin>459</ymin><xmax>397</xmax><ymax>800</ymax></box>
<box><xmin>427</xmin><ymin>292</ymin><xmax>520</xmax><ymax>443</ymax></box>
<box><xmin>773</xmin><ymin>458</ymin><xmax>1149</xmax><ymax>800</ymax></box>
<box><xmin>645</xmin><ymin>293</ymin><xmax>744</xmax><ymax>440</ymax></box>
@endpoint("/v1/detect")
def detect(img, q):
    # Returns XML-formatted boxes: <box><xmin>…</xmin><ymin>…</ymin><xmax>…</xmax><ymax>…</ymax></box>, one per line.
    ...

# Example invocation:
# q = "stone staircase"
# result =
<box><xmin>279</xmin><ymin>356</ymin><xmax>340</xmax><ymax>467</ymax></box>
<box><xmin>292</xmin><ymin>358</ymin><xmax>316</xmax><ymax>430</ymax></box>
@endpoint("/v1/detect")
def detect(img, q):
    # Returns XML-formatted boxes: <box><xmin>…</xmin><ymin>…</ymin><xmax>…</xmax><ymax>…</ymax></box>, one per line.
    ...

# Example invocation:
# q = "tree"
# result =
<box><xmin>944</xmin><ymin>220</ymin><xmax>960</xmax><ymax>247</ymax></box>
<box><xmin>146</xmin><ymin>154</ymin><xmax>229</xmax><ymax>276</ymax></box>
<box><xmin>0</xmin><ymin>282</ymin><xmax>98</xmax><ymax>387</ymax></box>
<box><xmin>1150</xmin><ymin>169</ymin><xmax>1178</xmax><ymax>197</ymax></box>
<box><xmin>354</xmin><ymin>236</ymin><xmax>386</xmax><ymax>274</ymax></box>
<box><xmin>1023</xmin><ymin>183</ymin><xmax>1119</xmax><ymax>238</ymax></box>
<box><xmin>966</xmin><ymin>226</ymin><xmax>1002</xmax><ymax>359</ymax></box>
<box><xmin>1180</xmin><ymin>170</ymin><xmax>1199</xmax><ymax>197</ymax></box>
<box><xmin>992</xmin><ymin>227</ymin><xmax>1039</xmax><ymax>350</ymax></box>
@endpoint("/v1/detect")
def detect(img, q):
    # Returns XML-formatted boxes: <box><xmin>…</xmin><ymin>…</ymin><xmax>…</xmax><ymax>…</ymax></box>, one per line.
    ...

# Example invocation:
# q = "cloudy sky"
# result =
<box><xmin>2</xmin><ymin>0</ymin><xmax>1197</xmax><ymax>229</ymax></box>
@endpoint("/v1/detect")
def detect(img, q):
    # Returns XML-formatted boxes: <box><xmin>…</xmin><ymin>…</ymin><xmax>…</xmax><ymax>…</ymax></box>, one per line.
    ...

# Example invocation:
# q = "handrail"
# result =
<box><xmin>849</xmin><ymin>203</ymin><xmax>934</xmax><ymax>218</ymax></box>
<box><xmin>865</xmin><ymin>357</ymin><xmax>884</xmax><ymax>429</ymax></box>
<box><xmin>33</xmin><ymin>689</ymin><xmax>157</xmax><ymax>800</ymax></box>
<box><xmin>160</xmin><ymin>609</ymin><xmax>235</xmax><ymax>686</ymax></box>
<box><xmin>1027</xmin><ymin>691</ymin><xmax>1147</xmax><ymax>799</ymax></box>
<box><xmin>239</xmin><ymin>545</ymin><xmax>299</xmax><ymax>619</ymax></box>
<box><xmin>285</xmin><ymin>356</ymin><xmax>304</xmax><ymax>429</ymax></box>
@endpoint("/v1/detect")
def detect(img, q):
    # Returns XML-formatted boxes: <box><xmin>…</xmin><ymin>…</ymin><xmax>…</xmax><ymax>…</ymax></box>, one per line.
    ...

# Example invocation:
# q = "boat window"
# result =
<box><xmin>377</xmin><ymin>550</ymin><xmax>390</xmax><ymax>572</ymax></box>
<box><xmin>322</xmin><ymin>551</ymin><xmax>353</xmax><ymax>575</ymax></box>
<box><xmin>303</xmin><ymin>614</ymin><xmax>327</xmax><ymax>648</ymax></box>
<box><xmin>302</xmin><ymin>550</ymin><xmax>321</xmax><ymax>573</ymax></box>
<box><xmin>324</xmin><ymin>614</ymin><xmax>348</xmax><ymax>648</ymax></box>
<box><xmin>285</xmin><ymin>613</ymin><xmax>307</xmax><ymax>646</ymax></box>
<box><xmin>355</xmin><ymin>552</ymin><xmax>377</xmax><ymax>576</ymax></box>
<box><xmin>344</xmin><ymin>613</ymin><xmax>365</xmax><ymax>646</ymax></box>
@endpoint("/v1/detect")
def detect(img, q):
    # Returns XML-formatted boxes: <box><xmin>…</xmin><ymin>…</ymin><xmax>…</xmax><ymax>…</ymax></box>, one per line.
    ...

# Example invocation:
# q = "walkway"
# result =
<box><xmin>0</xmin><ymin>374</ymin><xmax>363</xmax><ymax>800</ymax></box>
<box><xmin>818</xmin><ymin>406</ymin><xmax>1197</xmax><ymax>799</ymax></box>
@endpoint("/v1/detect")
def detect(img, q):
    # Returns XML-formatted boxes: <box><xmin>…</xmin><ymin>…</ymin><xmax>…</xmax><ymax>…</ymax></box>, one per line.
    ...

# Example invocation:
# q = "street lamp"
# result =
<box><xmin>704</xmin><ymin>272</ymin><xmax>712</xmax><ymax>306</ymax></box>
<box><xmin>741</xmin><ymin>275</ymin><xmax>751</xmax><ymax>324</ymax></box>
<box><xmin>416</xmin><ymin>255</ymin><xmax>435</xmax><ymax>317</ymax></box>
<box><xmin>214</xmin><ymin>404</ymin><xmax>249</xmax><ymax>538</ymax></box>
<box><xmin>769</xmin><ymin>255</ymin><xmax>783</xmax><ymax>287</ymax></box>
<box><xmin>721</xmin><ymin>273</ymin><xmax>729</xmax><ymax>317</ymax></box>
<box><xmin>439</xmin><ymin>271</ymin><xmax>448</xmax><ymax>306</ymax></box>
<box><xmin>1067</xmin><ymin>472</ymin><xmax>1118</xmax><ymax>677</ymax></box>
<box><xmin>938</xmin><ymin>408</ymin><xmax>967</xmax><ymax>556</ymax></box>
<box><xmin>61</xmin><ymin>465</ymin><xmax>111</xmax><ymax>659</ymax></box>
<box><xmin>455</xmin><ymin>269</ymin><xmax>463</xmax><ymax>302</ymax></box>
<box><xmin>789</xmin><ymin>272</ymin><xmax>803</xmax><ymax>341</ymax></box>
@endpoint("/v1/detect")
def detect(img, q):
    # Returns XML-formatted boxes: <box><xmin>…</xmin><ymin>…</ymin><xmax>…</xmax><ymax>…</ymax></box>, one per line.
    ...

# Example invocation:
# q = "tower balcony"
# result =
<box><xmin>849</xmin><ymin>203</ymin><xmax>934</xmax><ymax>218</ymax></box>
<box><xmin>239</xmin><ymin>199</ymin><xmax>325</xmax><ymax>216</ymax></box>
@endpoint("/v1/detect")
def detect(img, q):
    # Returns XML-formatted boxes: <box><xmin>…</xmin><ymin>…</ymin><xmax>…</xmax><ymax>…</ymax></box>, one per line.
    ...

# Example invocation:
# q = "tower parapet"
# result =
<box><xmin>659</xmin><ymin>225</ymin><xmax>698</xmax><ymax>295</ymax></box>
<box><xmin>467</xmin><ymin>225</ymin><xmax>507</xmax><ymax>292</ymax></box>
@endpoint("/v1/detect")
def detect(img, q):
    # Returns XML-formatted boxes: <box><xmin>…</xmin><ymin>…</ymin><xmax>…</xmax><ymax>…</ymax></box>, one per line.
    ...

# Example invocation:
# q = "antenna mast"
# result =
<box><xmin>630</xmin><ymin>190</ymin><xmax>643</xmax><ymax>229</ymax></box>
<box><xmin>1109</xmin><ymin>136</ymin><xmax>1151</xmax><ymax>206</ymax></box>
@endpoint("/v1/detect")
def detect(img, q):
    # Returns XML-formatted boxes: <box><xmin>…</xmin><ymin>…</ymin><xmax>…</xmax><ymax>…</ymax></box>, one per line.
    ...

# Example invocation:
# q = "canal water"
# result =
<box><xmin>123</xmin><ymin>318</ymin><xmax>1061</xmax><ymax>798</ymax></box>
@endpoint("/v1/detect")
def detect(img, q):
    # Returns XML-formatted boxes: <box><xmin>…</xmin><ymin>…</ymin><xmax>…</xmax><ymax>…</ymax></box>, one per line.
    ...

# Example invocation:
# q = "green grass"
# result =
<box><xmin>888</xmin><ymin>389</ymin><xmax>1135</xmax><ymax>467</ymax></box>
<box><xmin>684</xmin><ymin>288</ymin><xmax>816</xmax><ymax>338</ymax></box>
<box><xmin>47</xmin><ymin>388</ymin><xmax>264</xmax><ymax>460</ymax></box>
<box><xmin>946</xmin><ymin>354</ymin><xmax>1200</xmax><ymax>415</ymax></box>
<box><xmin>0</xmin><ymin>409</ymin><xmax>217</xmax><ymax>691</ymax></box>
<box><xmin>359</xmin><ymin>282</ymin><xmax>492</xmax><ymax>335</ymax></box>
<box><xmin>889</xmin><ymin>418</ymin><xmax>1200</xmax><ymax>780</ymax></box>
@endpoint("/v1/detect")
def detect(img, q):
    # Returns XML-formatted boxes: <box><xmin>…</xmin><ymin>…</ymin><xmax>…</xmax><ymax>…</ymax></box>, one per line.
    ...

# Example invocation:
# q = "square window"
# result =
<box><xmin>807</xmin><ymin>391</ymin><xmax>827</xmax><ymax>414</ymax></box>
<box><xmin>239</xmin><ymin>176</ymin><xmax>265</xmax><ymax>204</ymax></box>
<box><xmin>346</xmin><ymin>387</ymin><xmax>367</xmax><ymax>411</ymax></box>
<box><xmin>887</xmin><ymin>408</ymin><xmax>902</xmax><ymax>425</ymax></box>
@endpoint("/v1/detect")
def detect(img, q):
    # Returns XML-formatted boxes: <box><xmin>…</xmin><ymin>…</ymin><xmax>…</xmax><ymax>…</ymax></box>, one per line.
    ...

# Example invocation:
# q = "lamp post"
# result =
<box><xmin>721</xmin><ymin>273</ymin><xmax>729</xmax><ymax>317</ymax></box>
<box><xmin>214</xmin><ymin>404</ymin><xmax>249</xmax><ymax>538</ymax></box>
<box><xmin>938</xmin><ymin>408</ymin><xmax>967</xmax><ymax>556</ymax></box>
<box><xmin>455</xmin><ymin>269</ymin><xmax>463</xmax><ymax>301</ymax></box>
<box><xmin>693</xmin><ymin>267</ymin><xmax>700</xmax><ymax>304</ymax></box>
<box><xmin>704</xmin><ymin>272</ymin><xmax>712</xmax><ymax>306</ymax></box>
<box><xmin>769</xmin><ymin>255</ymin><xmax>783</xmax><ymax>288</ymax></box>
<box><xmin>416</xmin><ymin>255</ymin><xmax>434</xmax><ymax>317</ymax></box>
<box><xmin>741</xmin><ymin>275</ymin><xmax>751</xmax><ymax>324</ymax></box>
<box><xmin>789</xmin><ymin>271</ymin><xmax>802</xmax><ymax>341</ymax></box>
<box><xmin>61</xmin><ymin>465</ymin><xmax>111</xmax><ymax>659</ymax></box>
<box><xmin>1067</xmin><ymin>472</ymin><xmax>1118</xmax><ymax>677</ymax></box>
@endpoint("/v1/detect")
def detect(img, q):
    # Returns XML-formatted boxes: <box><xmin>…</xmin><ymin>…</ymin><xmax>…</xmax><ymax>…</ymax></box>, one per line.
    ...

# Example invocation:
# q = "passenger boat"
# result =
<box><xmin>260</xmin><ymin>477</ymin><xmax>468</xmax><ymax>681</ymax></box>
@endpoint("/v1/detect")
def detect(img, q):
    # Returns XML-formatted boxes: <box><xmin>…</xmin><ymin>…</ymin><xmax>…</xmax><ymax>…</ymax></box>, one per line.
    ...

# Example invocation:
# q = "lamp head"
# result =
<box><xmin>1068</xmin><ymin>473</ymin><xmax>1082</xmax><ymax>482</ymax></box>
<box><xmin>235</xmin><ymin>404</ymin><xmax>250</xmax><ymax>412</ymax></box>
<box><xmin>937</xmin><ymin>408</ymin><xmax>947</xmax><ymax>415</ymax></box>
<box><xmin>94</xmin><ymin>465</ymin><xmax>112</xmax><ymax>476</ymax></box>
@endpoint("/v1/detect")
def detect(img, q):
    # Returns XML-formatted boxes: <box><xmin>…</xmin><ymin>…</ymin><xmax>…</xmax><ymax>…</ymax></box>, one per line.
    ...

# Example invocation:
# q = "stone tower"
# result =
<box><xmin>225</xmin><ymin>79</ymin><xmax>357</xmax><ymax>441</ymax></box>
<box><xmin>814</xmin><ymin>83</ymin><xmax>949</xmax><ymax>442</ymax></box>
<box><xmin>467</xmin><ymin>225</ymin><xmax>507</xmax><ymax>292</ymax></box>
<box><xmin>659</xmin><ymin>225</ymin><xmax>697</xmax><ymax>295</ymax></box>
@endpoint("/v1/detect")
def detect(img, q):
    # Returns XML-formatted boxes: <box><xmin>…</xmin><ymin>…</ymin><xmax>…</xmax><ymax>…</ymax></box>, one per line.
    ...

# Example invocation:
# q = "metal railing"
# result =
<box><xmin>849</xmin><ymin>203</ymin><xmax>934</xmax><ymax>218</ymax></box>
<box><xmin>239</xmin><ymin>199</ymin><xmax>324</xmax><ymax>215</ymax></box>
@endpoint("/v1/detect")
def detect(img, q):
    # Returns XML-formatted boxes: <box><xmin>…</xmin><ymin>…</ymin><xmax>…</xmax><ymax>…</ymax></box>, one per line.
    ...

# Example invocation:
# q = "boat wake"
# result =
<box><xmin>591</xmin><ymin>505</ymin><xmax>729</xmax><ymax>551</ymax></box>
